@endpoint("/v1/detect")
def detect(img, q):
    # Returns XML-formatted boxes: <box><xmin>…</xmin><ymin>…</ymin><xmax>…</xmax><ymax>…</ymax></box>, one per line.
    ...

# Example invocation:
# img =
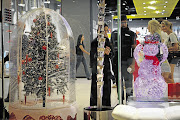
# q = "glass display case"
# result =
<box><xmin>9</xmin><ymin>7</ymin><xmax>76</xmax><ymax>120</ymax></box>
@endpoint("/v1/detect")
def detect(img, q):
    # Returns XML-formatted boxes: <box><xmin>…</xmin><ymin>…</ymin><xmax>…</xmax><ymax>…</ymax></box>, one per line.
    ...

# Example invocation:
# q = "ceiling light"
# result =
<box><xmin>131</xmin><ymin>14</ymin><xmax>136</xmax><ymax>16</ymax></box>
<box><xmin>164</xmin><ymin>6</ymin><xmax>167</xmax><ymax>8</ymax></box>
<box><xmin>61</xmin><ymin>46</ymin><xmax>66</xmax><ymax>49</ymax></box>
<box><xmin>122</xmin><ymin>3</ymin><xmax>126</xmax><ymax>5</ymax></box>
<box><xmin>176</xmin><ymin>16</ymin><xmax>179</xmax><ymax>20</ymax></box>
<box><xmin>44</xmin><ymin>1</ymin><xmax>50</xmax><ymax>4</ymax></box>
<box><xmin>163</xmin><ymin>10</ymin><xmax>165</xmax><ymax>11</ymax></box>
<box><xmin>165</xmin><ymin>1</ymin><xmax>168</xmax><ymax>3</ymax></box>
<box><xmin>57</xmin><ymin>4</ymin><xmax>61</xmax><ymax>6</ymax></box>
<box><xmin>73</xmin><ymin>0</ymin><xmax>75</xmax><ymax>2</ymax></box>
<box><xmin>150</xmin><ymin>1</ymin><xmax>157</xmax><ymax>4</ymax></box>
<box><xmin>162</xmin><ymin>13</ymin><xmax>164</xmax><ymax>15</ymax></box>
<box><xmin>18</xmin><ymin>4</ymin><xmax>25</xmax><ymax>7</ymax></box>
<box><xmin>125</xmin><ymin>8</ymin><xmax>128</xmax><ymax>10</ymax></box>
<box><xmin>31</xmin><ymin>7</ymin><xmax>37</xmax><ymax>9</ymax></box>
<box><xmin>144</xmin><ymin>7</ymin><xmax>146</xmax><ymax>9</ymax></box>
<box><xmin>144</xmin><ymin>14</ymin><xmax>147</xmax><ymax>15</ymax></box>
<box><xmin>144</xmin><ymin>11</ymin><xmax>146</xmax><ymax>12</ymax></box>
<box><xmin>147</xmin><ymin>6</ymin><xmax>156</xmax><ymax>10</ymax></box>
<box><xmin>143</xmin><ymin>3</ymin><xmax>146</xmax><ymax>4</ymax></box>
<box><xmin>155</xmin><ymin>11</ymin><xmax>160</xmax><ymax>14</ymax></box>
<box><xmin>11</xmin><ymin>8</ymin><xmax>14</xmax><ymax>11</ymax></box>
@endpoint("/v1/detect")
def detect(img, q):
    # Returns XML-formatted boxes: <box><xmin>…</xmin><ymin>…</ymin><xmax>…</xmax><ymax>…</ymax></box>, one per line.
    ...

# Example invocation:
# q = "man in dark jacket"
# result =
<box><xmin>111</xmin><ymin>15</ymin><xmax>136</xmax><ymax>98</ymax></box>
<box><xmin>90</xmin><ymin>24</ymin><xmax>113</xmax><ymax>106</ymax></box>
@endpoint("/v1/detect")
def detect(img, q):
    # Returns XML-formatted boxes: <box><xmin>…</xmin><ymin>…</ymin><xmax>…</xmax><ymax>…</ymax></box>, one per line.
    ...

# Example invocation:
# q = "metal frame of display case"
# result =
<box><xmin>1</xmin><ymin>0</ymin><xmax>5</xmax><ymax>119</ymax></box>
<box><xmin>1</xmin><ymin>0</ymin><xmax>13</xmax><ymax>119</ymax></box>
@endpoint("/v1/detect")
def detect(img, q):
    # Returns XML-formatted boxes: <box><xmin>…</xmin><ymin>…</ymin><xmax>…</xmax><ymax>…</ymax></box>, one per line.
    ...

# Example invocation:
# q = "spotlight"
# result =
<box><xmin>150</xmin><ymin>1</ymin><xmax>157</xmax><ymax>4</ymax></box>
<box><xmin>176</xmin><ymin>16</ymin><xmax>179</xmax><ymax>20</ymax></box>
<box><xmin>18</xmin><ymin>4</ymin><xmax>25</xmax><ymax>7</ymax></box>
<box><xmin>44</xmin><ymin>0</ymin><xmax>50</xmax><ymax>4</ymax></box>
<box><xmin>147</xmin><ymin>6</ymin><xmax>156</xmax><ymax>10</ymax></box>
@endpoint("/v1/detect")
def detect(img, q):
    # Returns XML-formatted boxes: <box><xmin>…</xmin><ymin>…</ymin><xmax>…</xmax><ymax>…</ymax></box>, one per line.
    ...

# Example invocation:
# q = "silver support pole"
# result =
<box><xmin>1</xmin><ymin>0</ymin><xmax>5</xmax><ymax>118</ymax></box>
<box><xmin>97</xmin><ymin>81</ymin><xmax>102</xmax><ymax>109</ymax></box>
<box><xmin>117</xmin><ymin>0</ymin><xmax>122</xmax><ymax>105</ymax></box>
<box><xmin>16</xmin><ymin>0</ymin><xmax>18</xmax><ymax>22</ymax></box>
<box><xmin>111</xmin><ymin>15</ymin><xmax>113</xmax><ymax>34</ymax></box>
<box><xmin>24</xmin><ymin>0</ymin><xmax>28</xmax><ymax>11</ymax></box>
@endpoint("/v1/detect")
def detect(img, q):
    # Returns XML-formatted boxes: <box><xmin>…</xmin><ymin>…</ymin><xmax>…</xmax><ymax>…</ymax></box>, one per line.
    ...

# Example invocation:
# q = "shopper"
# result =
<box><xmin>90</xmin><ymin>24</ymin><xmax>113</xmax><ymax>106</ymax></box>
<box><xmin>111</xmin><ymin>15</ymin><xmax>136</xmax><ymax>98</ymax></box>
<box><xmin>157</xmin><ymin>19</ymin><xmax>172</xmax><ymax>83</ymax></box>
<box><xmin>76</xmin><ymin>34</ymin><xmax>91</xmax><ymax>80</ymax></box>
<box><xmin>161</xmin><ymin>20</ymin><xmax>179</xmax><ymax>83</ymax></box>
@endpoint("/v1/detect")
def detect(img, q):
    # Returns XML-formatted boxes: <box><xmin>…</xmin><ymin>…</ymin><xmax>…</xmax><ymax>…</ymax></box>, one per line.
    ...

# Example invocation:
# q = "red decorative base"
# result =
<box><xmin>9</xmin><ymin>113</ymin><xmax>77</xmax><ymax>120</ymax></box>
<box><xmin>9</xmin><ymin>103</ymin><xmax>77</xmax><ymax>120</ymax></box>
<box><xmin>168</xmin><ymin>83</ymin><xmax>180</xmax><ymax>99</ymax></box>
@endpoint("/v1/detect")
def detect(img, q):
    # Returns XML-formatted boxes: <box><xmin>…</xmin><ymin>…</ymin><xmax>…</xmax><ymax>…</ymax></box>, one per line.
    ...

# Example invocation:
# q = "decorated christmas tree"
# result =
<box><xmin>21</xmin><ymin>12</ymin><xmax>68</xmax><ymax>106</ymax></box>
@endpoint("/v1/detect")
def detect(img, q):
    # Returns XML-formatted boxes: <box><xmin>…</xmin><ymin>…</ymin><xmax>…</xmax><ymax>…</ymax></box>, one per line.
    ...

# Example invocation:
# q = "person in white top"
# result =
<box><xmin>157</xmin><ymin>19</ymin><xmax>171</xmax><ymax>83</ymax></box>
<box><xmin>161</xmin><ymin>31</ymin><xmax>168</xmax><ymax>43</ymax></box>
<box><xmin>160</xmin><ymin>30</ymin><xmax>172</xmax><ymax>83</ymax></box>
<box><xmin>161</xmin><ymin>20</ymin><xmax>179</xmax><ymax>83</ymax></box>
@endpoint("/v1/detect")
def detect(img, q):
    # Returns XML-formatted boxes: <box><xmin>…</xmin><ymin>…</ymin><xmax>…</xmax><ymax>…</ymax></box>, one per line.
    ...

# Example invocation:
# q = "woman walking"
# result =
<box><xmin>76</xmin><ymin>34</ymin><xmax>91</xmax><ymax>80</ymax></box>
<box><xmin>161</xmin><ymin>20</ymin><xmax>179</xmax><ymax>83</ymax></box>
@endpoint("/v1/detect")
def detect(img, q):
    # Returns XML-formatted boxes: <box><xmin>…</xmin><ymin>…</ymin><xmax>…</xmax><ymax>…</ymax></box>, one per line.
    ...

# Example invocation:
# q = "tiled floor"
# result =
<box><xmin>1</xmin><ymin>64</ymin><xmax>179</xmax><ymax>120</ymax></box>
<box><xmin>75</xmin><ymin>78</ymin><xmax>118</xmax><ymax>120</ymax></box>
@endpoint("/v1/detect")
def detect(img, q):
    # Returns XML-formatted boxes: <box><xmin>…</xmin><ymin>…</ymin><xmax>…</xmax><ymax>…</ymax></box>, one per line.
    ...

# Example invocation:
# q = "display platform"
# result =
<box><xmin>9</xmin><ymin>102</ymin><xmax>77</xmax><ymax>120</ymax></box>
<box><xmin>112</xmin><ymin>97</ymin><xmax>180</xmax><ymax>120</ymax></box>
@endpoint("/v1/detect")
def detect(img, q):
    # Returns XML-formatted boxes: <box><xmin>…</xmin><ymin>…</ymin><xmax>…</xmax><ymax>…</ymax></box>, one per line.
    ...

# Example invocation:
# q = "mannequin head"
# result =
<box><xmin>148</xmin><ymin>20</ymin><xmax>161</xmax><ymax>35</ymax></box>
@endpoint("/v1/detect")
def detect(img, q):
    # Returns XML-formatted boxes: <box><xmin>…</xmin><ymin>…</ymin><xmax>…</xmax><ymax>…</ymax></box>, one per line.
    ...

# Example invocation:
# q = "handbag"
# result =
<box><xmin>168</xmin><ymin>33</ymin><xmax>180</xmax><ymax>63</ymax></box>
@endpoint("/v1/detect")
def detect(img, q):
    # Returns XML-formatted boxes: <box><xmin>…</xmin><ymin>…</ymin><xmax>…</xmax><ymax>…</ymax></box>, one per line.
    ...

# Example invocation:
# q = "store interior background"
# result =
<box><xmin>63</xmin><ymin>0</ymin><xmax>180</xmax><ymax>77</ymax></box>
<box><xmin>0</xmin><ymin>0</ymin><xmax>180</xmax><ymax>119</ymax></box>
<box><xmin>0</xmin><ymin>0</ymin><xmax>180</xmax><ymax>77</ymax></box>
